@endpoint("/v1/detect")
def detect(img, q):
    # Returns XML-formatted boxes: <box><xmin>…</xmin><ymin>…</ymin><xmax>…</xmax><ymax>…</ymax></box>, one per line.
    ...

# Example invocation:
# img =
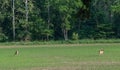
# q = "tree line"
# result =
<box><xmin>0</xmin><ymin>0</ymin><xmax>120</xmax><ymax>41</ymax></box>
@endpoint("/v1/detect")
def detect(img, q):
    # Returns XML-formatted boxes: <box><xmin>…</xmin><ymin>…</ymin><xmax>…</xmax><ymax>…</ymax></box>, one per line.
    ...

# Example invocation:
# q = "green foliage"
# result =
<box><xmin>17</xmin><ymin>30</ymin><xmax>31</xmax><ymax>41</ymax></box>
<box><xmin>0</xmin><ymin>28</ymin><xmax>8</xmax><ymax>42</ymax></box>
<box><xmin>0</xmin><ymin>39</ymin><xmax>120</xmax><ymax>46</ymax></box>
<box><xmin>42</xmin><ymin>29</ymin><xmax>53</xmax><ymax>37</ymax></box>
<box><xmin>111</xmin><ymin>0</ymin><xmax>120</xmax><ymax>14</ymax></box>
<box><xmin>0</xmin><ymin>0</ymin><xmax>119</xmax><ymax>41</ymax></box>
<box><xmin>0</xmin><ymin>33</ymin><xmax>8</xmax><ymax>42</ymax></box>
<box><xmin>72</xmin><ymin>32</ymin><xmax>79</xmax><ymax>40</ymax></box>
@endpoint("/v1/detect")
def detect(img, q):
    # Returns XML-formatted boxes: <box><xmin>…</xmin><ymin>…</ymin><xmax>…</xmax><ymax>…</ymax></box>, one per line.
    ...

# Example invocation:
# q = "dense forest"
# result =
<box><xmin>0</xmin><ymin>0</ymin><xmax>120</xmax><ymax>41</ymax></box>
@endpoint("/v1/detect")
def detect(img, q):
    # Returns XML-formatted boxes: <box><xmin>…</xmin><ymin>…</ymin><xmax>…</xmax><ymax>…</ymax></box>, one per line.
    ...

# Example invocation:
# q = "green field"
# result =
<box><xmin>0</xmin><ymin>43</ymin><xmax>120</xmax><ymax>70</ymax></box>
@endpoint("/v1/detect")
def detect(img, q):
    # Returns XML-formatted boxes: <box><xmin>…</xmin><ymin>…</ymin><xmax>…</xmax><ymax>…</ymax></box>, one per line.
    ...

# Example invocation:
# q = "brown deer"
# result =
<box><xmin>15</xmin><ymin>50</ymin><xmax>19</xmax><ymax>55</ymax></box>
<box><xmin>99</xmin><ymin>49</ymin><xmax>104</xmax><ymax>55</ymax></box>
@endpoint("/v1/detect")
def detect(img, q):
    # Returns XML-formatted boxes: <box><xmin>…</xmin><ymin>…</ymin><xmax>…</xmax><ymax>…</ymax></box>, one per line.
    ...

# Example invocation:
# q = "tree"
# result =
<box><xmin>112</xmin><ymin>0</ymin><xmax>120</xmax><ymax>38</ymax></box>
<box><xmin>15</xmin><ymin>0</ymin><xmax>34</xmax><ymax>41</ymax></box>
<box><xmin>0</xmin><ymin>0</ymin><xmax>12</xmax><ymax>40</ymax></box>
<box><xmin>0</xmin><ymin>0</ymin><xmax>120</xmax><ymax>41</ymax></box>
<box><xmin>0</xmin><ymin>28</ymin><xmax>8</xmax><ymax>42</ymax></box>
<box><xmin>53</xmin><ymin>0</ymin><xmax>83</xmax><ymax>40</ymax></box>
<box><xmin>112</xmin><ymin>0</ymin><xmax>120</xmax><ymax>14</ymax></box>
<box><xmin>12</xmin><ymin>0</ymin><xmax>15</xmax><ymax>41</ymax></box>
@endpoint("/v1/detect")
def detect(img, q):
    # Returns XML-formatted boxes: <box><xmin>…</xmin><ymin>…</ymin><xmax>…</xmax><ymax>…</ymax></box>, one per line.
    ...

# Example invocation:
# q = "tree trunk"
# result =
<box><xmin>47</xmin><ymin>0</ymin><xmax>50</xmax><ymax>40</ymax></box>
<box><xmin>12</xmin><ymin>0</ymin><xmax>15</xmax><ymax>41</ymax></box>
<box><xmin>63</xmin><ymin>29</ymin><xmax>68</xmax><ymax>41</ymax></box>
<box><xmin>25</xmin><ymin>0</ymin><xmax>28</xmax><ymax>24</ymax></box>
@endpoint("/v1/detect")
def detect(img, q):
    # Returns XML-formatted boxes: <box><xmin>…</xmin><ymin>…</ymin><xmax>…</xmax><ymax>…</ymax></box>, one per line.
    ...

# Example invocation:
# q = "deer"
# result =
<box><xmin>99</xmin><ymin>49</ymin><xmax>104</xmax><ymax>55</ymax></box>
<box><xmin>15</xmin><ymin>50</ymin><xmax>19</xmax><ymax>56</ymax></box>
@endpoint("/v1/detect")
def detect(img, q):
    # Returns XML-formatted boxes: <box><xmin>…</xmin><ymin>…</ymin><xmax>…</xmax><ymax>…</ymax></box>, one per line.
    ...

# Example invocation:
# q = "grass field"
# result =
<box><xmin>0</xmin><ymin>43</ymin><xmax>120</xmax><ymax>70</ymax></box>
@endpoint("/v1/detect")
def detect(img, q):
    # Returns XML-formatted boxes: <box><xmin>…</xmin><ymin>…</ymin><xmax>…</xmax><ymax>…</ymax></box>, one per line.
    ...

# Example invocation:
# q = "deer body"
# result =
<box><xmin>99</xmin><ymin>49</ymin><xmax>104</xmax><ymax>55</ymax></box>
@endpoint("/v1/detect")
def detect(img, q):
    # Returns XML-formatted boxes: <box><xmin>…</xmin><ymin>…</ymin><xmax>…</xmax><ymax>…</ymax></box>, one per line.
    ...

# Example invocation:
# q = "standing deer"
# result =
<box><xmin>15</xmin><ymin>50</ymin><xmax>19</xmax><ymax>55</ymax></box>
<box><xmin>99</xmin><ymin>49</ymin><xmax>104</xmax><ymax>55</ymax></box>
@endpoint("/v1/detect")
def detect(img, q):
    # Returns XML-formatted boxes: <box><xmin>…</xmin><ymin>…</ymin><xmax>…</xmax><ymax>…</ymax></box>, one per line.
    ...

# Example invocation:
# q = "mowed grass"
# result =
<box><xmin>0</xmin><ymin>43</ymin><xmax>120</xmax><ymax>70</ymax></box>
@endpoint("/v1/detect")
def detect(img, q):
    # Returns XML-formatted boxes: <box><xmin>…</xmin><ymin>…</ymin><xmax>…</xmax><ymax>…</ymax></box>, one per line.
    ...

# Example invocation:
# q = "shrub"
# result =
<box><xmin>0</xmin><ymin>33</ymin><xmax>8</xmax><ymax>42</ymax></box>
<box><xmin>72</xmin><ymin>32</ymin><xmax>79</xmax><ymax>40</ymax></box>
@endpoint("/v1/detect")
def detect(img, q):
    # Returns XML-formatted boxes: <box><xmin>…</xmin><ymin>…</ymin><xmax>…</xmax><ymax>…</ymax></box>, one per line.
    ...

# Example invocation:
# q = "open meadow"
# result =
<box><xmin>0</xmin><ymin>43</ymin><xmax>120</xmax><ymax>70</ymax></box>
